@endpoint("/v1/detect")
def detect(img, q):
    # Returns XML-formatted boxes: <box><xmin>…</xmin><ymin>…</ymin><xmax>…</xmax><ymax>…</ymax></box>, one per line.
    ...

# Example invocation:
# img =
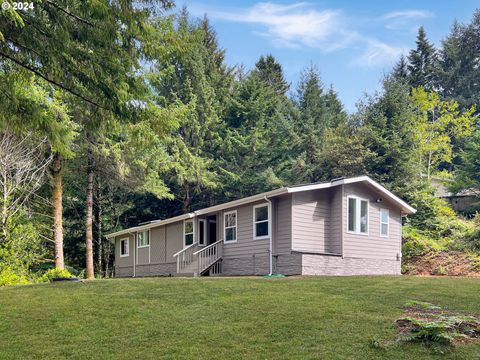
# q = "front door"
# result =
<box><xmin>208</xmin><ymin>218</ymin><xmax>217</xmax><ymax>245</ymax></box>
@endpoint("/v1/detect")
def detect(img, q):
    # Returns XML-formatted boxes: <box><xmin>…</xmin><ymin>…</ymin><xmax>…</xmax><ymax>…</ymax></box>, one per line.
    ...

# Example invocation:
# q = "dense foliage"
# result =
<box><xmin>0</xmin><ymin>3</ymin><xmax>479</xmax><ymax>283</ymax></box>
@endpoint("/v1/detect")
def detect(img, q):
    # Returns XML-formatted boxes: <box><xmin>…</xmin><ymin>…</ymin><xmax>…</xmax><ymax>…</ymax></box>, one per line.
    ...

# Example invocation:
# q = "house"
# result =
<box><xmin>106</xmin><ymin>176</ymin><xmax>415</xmax><ymax>277</ymax></box>
<box><xmin>428</xmin><ymin>175</ymin><xmax>479</xmax><ymax>213</ymax></box>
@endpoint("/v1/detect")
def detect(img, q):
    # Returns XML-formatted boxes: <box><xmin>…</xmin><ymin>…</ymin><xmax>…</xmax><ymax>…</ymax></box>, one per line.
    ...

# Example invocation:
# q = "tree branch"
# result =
<box><xmin>44</xmin><ymin>1</ymin><xmax>94</xmax><ymax>27</ymax></box>
<box><xmin>0</xmin><ymin>50</ymin><xmax>108</xmax><ymax>111</ymax></box>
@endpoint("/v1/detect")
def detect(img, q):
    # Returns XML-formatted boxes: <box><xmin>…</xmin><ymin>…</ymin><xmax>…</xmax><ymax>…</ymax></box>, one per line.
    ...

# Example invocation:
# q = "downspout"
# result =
<box><xmin>132</xmin><ymin>232</ymin><xmax>136</xmax><ymax>278</ymax></box>
<box><xmin>264</xmin><ymin>196</ymin><xmax>273</xmax><ymax>276</ymax></box>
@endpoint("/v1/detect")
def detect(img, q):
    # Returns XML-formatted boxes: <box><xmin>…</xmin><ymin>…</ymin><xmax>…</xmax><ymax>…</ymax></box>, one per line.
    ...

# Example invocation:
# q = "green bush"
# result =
<box><xmin>39</xmin><ymin>268</ymin><xmax>74</xmax><ymax>283</ymax></box>
<box><xmin>0</xmin><ymin>267</ymin><xmax>29</xmax><ymax>287</ymax></box>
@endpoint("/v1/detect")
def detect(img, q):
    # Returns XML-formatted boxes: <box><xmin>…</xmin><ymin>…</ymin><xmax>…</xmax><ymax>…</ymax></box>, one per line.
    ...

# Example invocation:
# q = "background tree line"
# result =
<box><xmin>0</xmin><ymin>2</ymin><xmax>479</xmax><ymax>282</ymax></box>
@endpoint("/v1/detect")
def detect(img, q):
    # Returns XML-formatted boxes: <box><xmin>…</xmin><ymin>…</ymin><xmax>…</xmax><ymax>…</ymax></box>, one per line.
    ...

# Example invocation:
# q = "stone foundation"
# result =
<box><xmin>301</xmin><ymin>254</ymin><xmax>401</xmax><ymax>276</ymax></box>
<box><xmin>115</xmin><ymin>262</ymin><xmax>177</xmax><ymax>277</ymax></box>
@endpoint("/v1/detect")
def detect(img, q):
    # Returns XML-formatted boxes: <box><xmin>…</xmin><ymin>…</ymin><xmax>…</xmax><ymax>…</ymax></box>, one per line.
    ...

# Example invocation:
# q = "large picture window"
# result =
<box><xmin>380</xmin><ymin>208</ymin><xmax>389</xmax><ymax>237</ymax></box>
<box><xmin>120</xmin><ymin>238</ymin><xmax>129</xmax><ymax>257</ymax></box>
<box><xmin>224</xmin><ymin>210</ymin><xmax>237</xmax><ymax>243</ymax></box>
<box><xmin>253</xmin><ymin>204</ymin><xmax>270</xmax><ymax>239</ymax></box>
<box><xmin>137</xmin><ymin>230</ymin><xmax>150</xmax><ymax>247</ymax></box>
<box><xmin>184</xmin><ymin>220</ymin><xmax>194</xmax><ymax>246</ymax></box>
<box><xmin>347</xmin><ymin>196</ymin><xmax>369</xmax><ymax>234</ymax></box>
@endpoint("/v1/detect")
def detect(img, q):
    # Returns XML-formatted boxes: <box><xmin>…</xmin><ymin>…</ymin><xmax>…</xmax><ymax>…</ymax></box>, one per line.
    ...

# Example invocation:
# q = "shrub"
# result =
<box><xmin>0</xmin><ymin>267</ymin><xmax>29</xmax><ymax>287</ymax></box>
<box><xmin>39</xmin><ymin>268</ymin><xmax>74</xmax><ymax>283</ymax></box>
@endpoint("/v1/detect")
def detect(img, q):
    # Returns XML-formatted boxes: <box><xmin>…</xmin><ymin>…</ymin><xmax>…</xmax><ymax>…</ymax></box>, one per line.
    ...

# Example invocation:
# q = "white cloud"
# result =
<box><xmin>381</xmin><ymin>10</ymin><xmax>434</xmax><ymax>30</ymax></box>
<box><xmin>382</xmin><ymin>10</ymin><xmax>434</xmax><ymax>20</ymax></box>
<box><xmin>195</xmin><ymin>2</ymin><xmax>415</xmax><ymax>68</ymax></box>
<box><xmin>206</xmin><ymin>2</ymin><xmax>353</xmax><ymax>50</ymax></box>
<box><xmin>352</xmin><ymin>40</ymin><xmax>406</xmax><ymax>68</ymax></box>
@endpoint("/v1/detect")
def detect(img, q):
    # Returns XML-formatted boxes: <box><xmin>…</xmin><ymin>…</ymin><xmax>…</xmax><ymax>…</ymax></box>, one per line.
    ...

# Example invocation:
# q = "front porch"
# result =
<box><xmin>173</xmin><ymin>213</ymin><xmax>223</xmax><ymax>277</ymax></box>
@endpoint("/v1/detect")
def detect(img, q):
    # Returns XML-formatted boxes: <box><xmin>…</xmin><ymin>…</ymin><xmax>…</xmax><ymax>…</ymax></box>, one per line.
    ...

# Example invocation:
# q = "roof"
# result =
<box><xmin>106</xmin><ymin>175</ymin><xmax>416</xmax><ymax>240</ymax></box>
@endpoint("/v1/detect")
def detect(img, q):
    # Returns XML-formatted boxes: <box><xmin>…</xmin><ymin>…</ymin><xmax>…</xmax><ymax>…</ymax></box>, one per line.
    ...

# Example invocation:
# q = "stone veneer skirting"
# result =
<box><xmin>115</xmin><ymin>253</ymin><xmax>400</xmax><ymax>277</ymax></box>
<box><xmin>115</xmin><ymin>262</ymin><xmax>177</xmax><ymax>277</ymax></box>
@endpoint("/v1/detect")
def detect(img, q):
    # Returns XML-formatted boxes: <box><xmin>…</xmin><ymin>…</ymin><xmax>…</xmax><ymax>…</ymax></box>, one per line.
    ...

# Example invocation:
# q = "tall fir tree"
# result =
<box><xmin>407</xmin><ymin>26</ymin><xmax>438</xmax><ymax>90</ymax></box>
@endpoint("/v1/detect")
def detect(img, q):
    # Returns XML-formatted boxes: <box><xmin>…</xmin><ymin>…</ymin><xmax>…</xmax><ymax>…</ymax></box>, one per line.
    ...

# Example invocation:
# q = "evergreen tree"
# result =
<box><xmin>392</xmin><ymin>55</ymin><xmax>409</xmax><ymax>81</ymax></box>
<box><xmin>253</xmin><ymin>55</ymin><xmax>290</xmax><ymax>96</ymax></box>
<box><xmin>408</xmin><ymin>27</ymin><xmax>438</xmax><ymax>90</ymax></box>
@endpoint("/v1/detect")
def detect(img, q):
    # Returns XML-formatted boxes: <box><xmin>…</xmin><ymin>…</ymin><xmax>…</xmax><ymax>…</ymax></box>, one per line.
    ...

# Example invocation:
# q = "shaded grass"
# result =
<box><xmin>1</xmin><ymin>276</ymin><xmax>480</xmax><ymax>359</ymax></box>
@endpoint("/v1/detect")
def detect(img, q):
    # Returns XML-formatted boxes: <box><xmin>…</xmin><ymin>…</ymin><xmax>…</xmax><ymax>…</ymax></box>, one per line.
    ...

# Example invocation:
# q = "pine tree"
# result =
<box><xmin>392</xmin><ymin>55</ymin><xmax>409</xmax><ymax>81</ymax></box>
<box><xmin>407</xmin><ymin>26</ymin><xmax>438</xmax><ymax>90</ymax></box>
<box><xmin>253</xmin><ymin>55</ymin><xmax>290</xmax><ymax>96</ymax></box>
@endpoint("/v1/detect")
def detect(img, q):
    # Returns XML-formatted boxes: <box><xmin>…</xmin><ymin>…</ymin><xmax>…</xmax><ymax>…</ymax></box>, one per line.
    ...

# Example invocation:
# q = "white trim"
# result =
<box><xmin>119</xmin><ymin>237</ymin><xmax>129</xmax><ymax>257</ymax></box>
<box><xmin>253</xmin><ymin>203</ymin><xmax>270</xmax><ymax>240</ymax></box>
<box><xmin>223</xmin><ymin>210</ymin><xmax>237</xmax><ymax>244</ymax></box>
<box><xmin>198</xmin><ymin>219</ymin><xmax>207</xmax><ymax>246</ymax></box>
<box><xmin>287</xmin><ymin>176</ymin><xmax>416</xmax><ymax>214</ymax></box>
<box><xmin>347</xmin><ymin>196</ymin><xmax>369</xmax><ymax>236</ymax></box>
<box><xmin>137</xmin><ymin>229</ymin><xmax>150</xmax><ymax>248</ymax></box>
<box><xmin>106</xmin><ymin>176</ymin><xmax>415</xmax><ymax>240</ymax></box>
<box><xmin>183</xmin><ymin>219</ymin><xmax>195</xmax><ymax>247</ymax></box>
<box><xmin>380</xmin><ymin>208</ymin><xmax>389</xmax><ymax>237</ymax></box>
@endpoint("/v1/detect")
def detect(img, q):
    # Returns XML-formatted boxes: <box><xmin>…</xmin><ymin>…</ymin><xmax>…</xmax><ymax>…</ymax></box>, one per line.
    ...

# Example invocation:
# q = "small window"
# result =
<box><xmin>184</xmin><ymin>220</ymin><xmax>194</xmax><ymax>246</ymax></box>
<box><xmin>347</xmin><ymin>196</ymin><xmax>368</xmax><ymax>234</ymax></box>
<box><xmin>380</xmin><ymin>209</ymin><xmax>389</xmax><ymax>237</ymax></box>
<box><xmin>120</xmin><ymin>238</ymin><xmax>129</xmax><ymax>257</ymax></box>
<box><xmin>198</xmin><ymin>220</ymin><xmax>206</xmax><ymax>246</ymax></box>
<box><xmin>254</xmin><ymin>204</ymin><xmax>270</xmax><ymax>239</ymax></box>
<box><xmin>224</xmin><ymin>210</ymin><xmax>237</xmax><ymax>243</ymax></box>
<box><xmin>137</xmin><ymin>230</ymin><xmax>150</xmax><ymax>247</ymax></box>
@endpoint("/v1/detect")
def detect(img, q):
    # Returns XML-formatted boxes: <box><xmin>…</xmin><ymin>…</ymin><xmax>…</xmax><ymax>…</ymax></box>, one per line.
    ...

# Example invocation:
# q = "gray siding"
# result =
<box><xmin>291</xmin><ymin>191</ymin><xmax>330</xmax><ymax>253</ymax></box>
<box><xmin>221</xmin><ymin>200</ymin><xmax>270</xmax><ymax>259</ymax></box>
<box><xmin>114</xmin><ymin>233</ymin><xmax>135</xmax><ymax>268</ymax></box>
<box><xmin>342</xmin><ymin>184</ymin><xmax>402</xmax><ymax>260</ymax></box>
<box><xmin>329</xmin><ymin>186</ymin><xmax>343</xmax><ymax>254</ymax></box>
<box><xmin>150</xmin><ymin>226</ymin><xmax>166</xmax><ymax>263</ymax></box>
<box><xmin>274</xmin><ymin>195</ymin><xmax>292</xmax><ymax>255</ymax></box>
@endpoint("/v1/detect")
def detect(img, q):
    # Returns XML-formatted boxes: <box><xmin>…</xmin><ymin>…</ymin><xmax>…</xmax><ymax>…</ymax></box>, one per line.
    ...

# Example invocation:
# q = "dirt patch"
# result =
<box><xmin>395</xmin><ymin>302</ymin><xmax>480</xmax><ymax>347</ymax></box>
<box><xmin>404</xmin><ymin>251</ymin><xmax>480</xmax><ymax>276</ymax></box>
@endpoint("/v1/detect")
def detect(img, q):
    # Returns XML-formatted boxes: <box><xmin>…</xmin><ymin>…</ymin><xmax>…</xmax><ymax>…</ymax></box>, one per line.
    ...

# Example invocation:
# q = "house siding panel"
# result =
<box><xmin>291</xmin><ymin>190</ymin><xmax>332</xmax><ymax>254</ymax></box>
<box><xmin>342</xmin><ymin>184</ymin><xmax>402</xmax><ymax>261</ymax></box>
<box><xmin>150</xmin><ymin>226</ymin><xmax>167</xmax><ymax>263</ymax></box>
<box><xmin>166</xmin><ymin>221</ymin><xmax>184</xmax><ymax>262</ymax></box>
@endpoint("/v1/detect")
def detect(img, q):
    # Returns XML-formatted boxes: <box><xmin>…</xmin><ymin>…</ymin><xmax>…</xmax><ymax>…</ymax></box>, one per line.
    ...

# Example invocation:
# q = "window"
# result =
<box><xmin>120</xmin><ymin>238</ymin><xmax>129</xmax><ymax>257</ymax></box>
<box><xmin>380</xmin><ymin>209</ymin><xmax>389</xmax><ymax>237</ymax></box>
<box><xmin>254</xmin><ymin>204</ymin><xmax>270</xmax><ymax>239</ymax></box>
<box><xmin>347</xmin><ymin>196</ymin><xmax>369</xmax><ymax>234</ymax></box>
<box><xmin>198</xmin><ymin>219</ymin><xmax>206</xmax><ymax>246</ymax></box>
<box><xmin>224</xmin><ymin>210</ymin><xmax>237</xmax><ymax>243</ymax></box>
<box><xmin>184</xmin><ymin>220</ymin><xmax>194</xmax><ymax>246</ymax></box>
<box><xmin>137</xmin><ymin>230</ymin><xmax>150</xmax><ymax>247</ymax></box>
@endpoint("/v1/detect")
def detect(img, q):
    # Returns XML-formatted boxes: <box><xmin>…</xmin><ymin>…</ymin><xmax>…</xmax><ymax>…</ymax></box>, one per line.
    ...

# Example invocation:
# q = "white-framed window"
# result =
<box><xmin>380</xmin><ymin>208</ymin><xmax>389</xmax><ymax>237</ymax></box>
<box><xmin>347</xmin><ymin>196</ymin><xmax>369</xmax><ymax>235</ymax></box>
<box><xmin>120</xmin><ymin>238</ymin><xmax>129</xmax><ymax>257</ymax></box>
<box><xmin>137</xmin><ymin>230</ymin><xmax>150</xmax><ymax>247</ymax></box>
<box><xmin>184</xmin><ymin>220</ymin><xmax>194</xmax><ymax>247</ymax></box>
<box><xmin>224</xmin><ymin>210</ymin><xmax>237</xmax><ymax>243</ymax></box>
<box><xmin>253</xmin><ymin>204</ymin><xmax>270</xmax><ymax>239</ymax></box>
<box><xmin>198</xmin><ymin>219</ymin><xmax>207</xmax><ymax>246</ymax></box>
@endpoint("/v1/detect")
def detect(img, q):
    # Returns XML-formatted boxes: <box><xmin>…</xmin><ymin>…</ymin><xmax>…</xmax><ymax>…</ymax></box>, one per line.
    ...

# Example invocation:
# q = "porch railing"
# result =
<box><xmin>193</xmin><ymin>239</ymin><xmax>223</xmax><ymax>275</ymax></box>
<box><xmin>173</xmin><ymin>242</ymin><xmax>198</xmax><ymax>273</ymax></box>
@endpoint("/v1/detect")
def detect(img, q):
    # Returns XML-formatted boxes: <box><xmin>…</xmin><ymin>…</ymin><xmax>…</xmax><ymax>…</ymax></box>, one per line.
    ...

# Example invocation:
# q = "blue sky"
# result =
<box><xmin>179</xmin><ymin>0</ymin><xmax>479</xmax><ymax>112</ymax></box>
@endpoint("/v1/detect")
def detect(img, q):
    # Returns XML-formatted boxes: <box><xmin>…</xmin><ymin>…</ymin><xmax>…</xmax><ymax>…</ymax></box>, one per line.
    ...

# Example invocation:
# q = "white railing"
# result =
<box><xmin>173</xmin><ymin>242</ymin><xmax>198</xmax><ymax>273</ymax></box>
<box><xmin>193</xmin><ymin>239</ymin><xmax>223</xmax><ymax>275</ymax></box>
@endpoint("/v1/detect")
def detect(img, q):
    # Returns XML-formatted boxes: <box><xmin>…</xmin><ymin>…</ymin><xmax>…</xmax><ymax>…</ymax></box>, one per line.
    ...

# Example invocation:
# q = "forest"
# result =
<box><xmin>0</xmin><ymin>1</ymin><xmax>479</xmax><ymax>284</ymax></box>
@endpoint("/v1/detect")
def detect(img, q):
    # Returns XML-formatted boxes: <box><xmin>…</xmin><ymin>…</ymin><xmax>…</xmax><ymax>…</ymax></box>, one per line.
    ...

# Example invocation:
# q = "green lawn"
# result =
<box><xmin>1</xmin><ymin>276</ymin><xmax>480</xmax><ymax>359</ymax></box>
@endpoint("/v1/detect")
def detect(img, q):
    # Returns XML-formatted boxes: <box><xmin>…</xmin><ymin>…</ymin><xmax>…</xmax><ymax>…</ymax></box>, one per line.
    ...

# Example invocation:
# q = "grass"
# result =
<box><xmin>1</xmin><ymin>276</ymin><xmax>480</xmax><ymax>359</ymax></box>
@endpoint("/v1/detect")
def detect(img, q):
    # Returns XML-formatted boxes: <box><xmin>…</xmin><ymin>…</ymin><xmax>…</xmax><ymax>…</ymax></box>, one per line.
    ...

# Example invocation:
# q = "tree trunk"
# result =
<box><xmin>95</xmin><ymin>176</ymin><xmax>103</xmax><ymax>277</ymax></box>
<box><xmin>182</xmin><ymin>182</ymin><xmax>190</xmax><ymax>213</ymax></box>
<box><xmin>52</xmin><ymin>153</ymin><xmax>65</xmax><ymax>270</ymax></box>
<box><xmin>85</xmin><ymin>149</ymin><xmax>95</xmax><ymax>279</ymax></box>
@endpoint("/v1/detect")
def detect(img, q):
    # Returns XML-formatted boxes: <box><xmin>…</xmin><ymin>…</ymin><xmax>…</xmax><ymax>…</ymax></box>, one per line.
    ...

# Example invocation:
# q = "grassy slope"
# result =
<box><xmin>1</xmin><ymin>276</ymin><xmax>479</xmax><ymax>359</ymax></box>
